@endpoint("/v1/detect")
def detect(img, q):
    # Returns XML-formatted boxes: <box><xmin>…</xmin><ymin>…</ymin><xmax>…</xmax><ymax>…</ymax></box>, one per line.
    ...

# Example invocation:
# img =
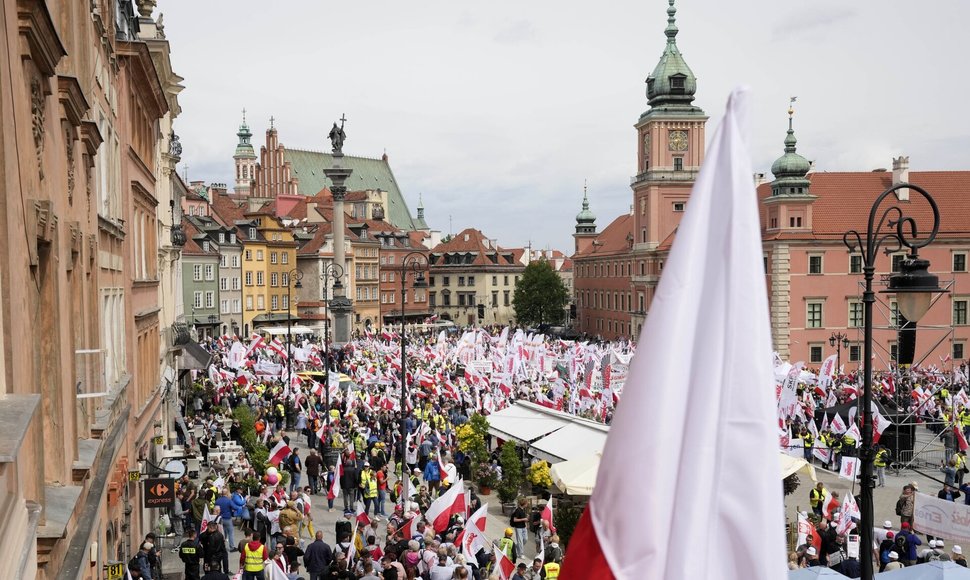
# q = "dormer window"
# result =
<box><xmin>670</xmin><ymin>74</ymin><xmax>686</xmax><ymax>93</ymax></box>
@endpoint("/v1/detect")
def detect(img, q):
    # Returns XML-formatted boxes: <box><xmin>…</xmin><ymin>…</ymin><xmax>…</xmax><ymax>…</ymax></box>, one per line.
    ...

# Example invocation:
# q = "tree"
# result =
<box><xmin>513</xmin><ymin>260</ymin><xmax>569</xmax><ymax>327</ymax></box>
<box><xmin>497</xmin><ymin>441</ymin><xmax>523</xmax><ymax>504</ymax></box>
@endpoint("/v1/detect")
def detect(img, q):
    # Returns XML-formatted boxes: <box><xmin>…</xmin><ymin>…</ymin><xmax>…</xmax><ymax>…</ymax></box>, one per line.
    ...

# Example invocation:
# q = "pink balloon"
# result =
<box><xmin>266</xmin><ymin>473</ymin><xmax>279</xmax><ymax>486</ymax></box>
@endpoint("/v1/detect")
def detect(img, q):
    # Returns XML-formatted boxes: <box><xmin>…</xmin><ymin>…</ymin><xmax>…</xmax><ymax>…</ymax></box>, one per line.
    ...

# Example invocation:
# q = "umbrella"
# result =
<box><xmin>789</xmin><ymin>567</ymin><xmax>850</xmax><ymax>579</ymax></box>
<box><xmin>877</xmin><ymin>561</ymin><xmax>970</xmax><ymax>579</ymax></box>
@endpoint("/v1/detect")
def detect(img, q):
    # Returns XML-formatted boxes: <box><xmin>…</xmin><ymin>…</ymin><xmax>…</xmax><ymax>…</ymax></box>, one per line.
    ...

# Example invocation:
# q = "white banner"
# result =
<box><xmin>839</xmin><ymin>457</ymin><xmax>860</xmax><ymax>481</ymax></box>
<box><xmin>914</xmin><ymin>492</ymin><xmax>970</xmax><ymax>542</ymax></box>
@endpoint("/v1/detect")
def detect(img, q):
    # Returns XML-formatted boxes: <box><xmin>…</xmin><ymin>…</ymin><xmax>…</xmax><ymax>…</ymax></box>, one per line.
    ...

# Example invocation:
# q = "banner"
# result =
<box><xmin>839</xmin><ymin>457</ymin><xmax>860</xmax><ymax>481</ymax></box>
<box><xmin>914</xmin><ymin>492</ymin><xmax>970</xmax><ymax>543</ymax></box>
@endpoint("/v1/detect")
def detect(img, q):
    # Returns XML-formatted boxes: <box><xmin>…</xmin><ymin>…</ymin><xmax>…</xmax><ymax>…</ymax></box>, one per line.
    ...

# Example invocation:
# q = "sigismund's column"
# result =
<box><xmin>324</xmin><ymin>116</ymin><xmax>353</xmax><ymax>345</ymax></box>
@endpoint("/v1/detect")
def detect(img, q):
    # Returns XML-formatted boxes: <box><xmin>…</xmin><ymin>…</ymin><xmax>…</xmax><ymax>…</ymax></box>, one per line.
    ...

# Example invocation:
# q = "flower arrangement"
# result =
<box><xmin>527</xmin><ymin>460</ymin><xmax>553</xmax><ymax>488</ymax></box>
<box><xmin>475</xmin><ymin>461</ymin><xmax>498</xmax><ymax>489</ymax></box>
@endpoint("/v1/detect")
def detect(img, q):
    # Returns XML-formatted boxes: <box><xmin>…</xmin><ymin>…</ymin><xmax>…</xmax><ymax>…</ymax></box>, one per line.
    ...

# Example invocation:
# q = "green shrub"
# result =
<box><xmin>497</xmin><ymin>441</ymin><xmax>523</xmax><ymax>504</ymax></box>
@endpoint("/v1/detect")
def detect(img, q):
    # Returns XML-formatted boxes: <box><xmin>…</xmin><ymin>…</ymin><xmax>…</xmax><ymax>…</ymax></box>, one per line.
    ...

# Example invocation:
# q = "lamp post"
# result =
<box><xmin>320</xmin><ymin>262</ymin><xmax>344</xmax><ymax>421</ymax></box>
<box><xmin>829</xmin><ymin>331</ymin><xmax>851</xmax><ymax>371</ymax></box>
<box><xmin>399</xmin><ymin>251</ymin><xmax>428</xmax><ymax>506</ymax></box>
<box><xmin>843</xmin><ymin>183</ymin><xmax>946</xmax><ymax>579</ymax></box>
<box><xmin>286</xmin><ymin>268</ymin><xmax>303</xmax><ymax>387</ymax></box>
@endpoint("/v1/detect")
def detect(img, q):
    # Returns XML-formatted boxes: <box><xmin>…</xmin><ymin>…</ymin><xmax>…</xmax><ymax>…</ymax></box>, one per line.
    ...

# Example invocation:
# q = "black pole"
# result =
<box><xmin>287</xmin><ymin>282</ymin><xmax>292</xmax><ymax>387</ymax></box>
<box><xmin>400</xmin><ymin>262</ymin><xmax>408</xmax><ymax>505</ymax></box>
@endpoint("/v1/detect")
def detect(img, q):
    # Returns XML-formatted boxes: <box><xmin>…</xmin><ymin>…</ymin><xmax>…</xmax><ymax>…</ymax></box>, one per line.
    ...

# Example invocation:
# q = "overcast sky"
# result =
<box><xmin>161</xmin><ymin>0</ymin><xmax>970</xmax><ymax>253</ymax></box>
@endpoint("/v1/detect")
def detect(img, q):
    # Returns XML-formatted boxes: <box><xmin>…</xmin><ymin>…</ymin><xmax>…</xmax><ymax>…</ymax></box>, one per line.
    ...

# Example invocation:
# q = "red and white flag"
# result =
<box><xmin>541</xmin><ymin>500</ymin><xmax>556</xmax><ymax>533</ymax></box>
<box><xmin>435</xmin><ymin>447</ymin><xmax>449</xmax><ymax>484</ymax></box>
<box><xmin>399</xmin><ymin>516</ymin><xmax>420</xmax><ymax>540</ymax></box>
<box><xmin>269</xmin><ymin>338</ymin><xmax>288</xmax><ymax>359</ymax></box>
<box><xmin>839</xmin><ymin>457</ymin><xmax>861</xmax><ymax>481</ymax></box>
<box><xmin>458</xmin><ymin>503</ymin><xmax>489</xmax><ymax>563</ymax></box>
<box><xmin>822</xmin><ymin>489</ymin><xmax>841</xmax><ymax>519</ymax></box>
<box><xmin>492</xmin><ymin>544</ymin><xmax>516</xmax><ymax>580</ymax></box>
<box><xmin>245</xmin><ymin>333</ymin><xmax>264</xmax><ymax>358</ymax></box>
<box><xmin>424</xmin><ymin>478</ymin><xmax>466</xmax><ymax>533</ymax></box>
<box><xmin>355</xmin><ymin>501</ymin><xmax>371</xmax><ymax>527</ymax></box>
<box><xmin>560</xmin><ymin>89</ymin><xmax>787</xmax><ymax>580</ymax></box>
<box><xmin>956</xmin><ymin>426</ymin><xmax>970</xmax><ymax>452</ymax></box>
<box><xmin>268</xmin><ymin>440</ymin><xmax>291</xmax><ymax>467</ymax></box>
<box><xmin>328</xmin><ymin>459</ymin><xmax>342</xmax><ymax>500</ymax></box>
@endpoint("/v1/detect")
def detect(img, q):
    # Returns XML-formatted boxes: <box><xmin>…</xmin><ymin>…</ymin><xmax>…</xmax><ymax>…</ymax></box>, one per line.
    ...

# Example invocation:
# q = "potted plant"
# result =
<box><xmin>527</xmin><ymin>460</ymin><xmax>553</xmax><ymax>495</ymax></box>
<box><xmin>475</xmin><ymin>462</ymin><xmax>498</xmax><ymax>495</ymax></box>
<box><xmin>497</xmin><ymin>441</ymin><xmax>523</xmax><ymax>505</ymax></box>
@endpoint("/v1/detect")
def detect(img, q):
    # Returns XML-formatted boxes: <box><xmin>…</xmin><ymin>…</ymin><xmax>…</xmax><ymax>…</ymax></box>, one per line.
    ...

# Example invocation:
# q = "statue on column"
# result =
<box><xmin>328</xmin><ymin>114</ymin><xmax>347</xmax><ymax>155</ymax></box>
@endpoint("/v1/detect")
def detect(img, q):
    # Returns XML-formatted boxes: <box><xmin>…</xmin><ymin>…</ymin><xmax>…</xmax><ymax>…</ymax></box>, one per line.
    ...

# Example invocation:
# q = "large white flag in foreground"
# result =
<box><xmin>561</xmin><ymin>88</ymin><xmax>787</xmax><ymax>579</ymax></box>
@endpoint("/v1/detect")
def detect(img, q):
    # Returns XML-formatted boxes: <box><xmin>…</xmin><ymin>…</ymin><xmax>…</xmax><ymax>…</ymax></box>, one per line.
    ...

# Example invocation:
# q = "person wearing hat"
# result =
<box><xmin>953</xmin><ymin>545</ymin><xmax>967</xmax><ymax>567</ymax></box>
<box><xmin>359</xmin><ymin>462</ymin><xmax>378</xmax><ymax>516</ymax></box>
<box><xmin>878</xmin><ymin>531</ymin><xmax>896</xmax><ymax>572</ymax></box>
<box><xmin>511</xmin><ymin>562</ymin><xmax>529</xmax><ymax>580</ymax></box>
<box><xmin>805</xmin><ymin>546</ymin><xmax>819</xmax><ymax>567</ymax></box>
<box><xmin>896</xmin><ymin>521</ymin><xmax>922</xmax><ymax>566</ymax></box>
<box><xmin>498</xmin><ymin>528</ymin><xmax>517</xmax><ymax>562</ymax></box>
<box><xmin>375</xmin><ymin>464</ymin><xmax>389</xmax><ymax>517</ymax></box>
<box><xmin>897</xmin><ymin>483</ymin><xmax>916</xmax><ymax>528</ymax></box>
<box><xmin>884</xmin><ymin>551</ymin><xmax>904</xmax><ymax>571</ymax></box>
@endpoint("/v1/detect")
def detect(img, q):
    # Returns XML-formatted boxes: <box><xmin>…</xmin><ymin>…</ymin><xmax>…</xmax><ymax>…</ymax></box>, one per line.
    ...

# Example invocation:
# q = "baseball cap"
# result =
<box><xmin>887</xmin><ymin>532</ymin><xmax>894</xmax><ymax>539</ymax></box>
<box><xmin>901</xmin><ymin>522</ymin><xmax>911</xmax><ymax>529</ymax></box>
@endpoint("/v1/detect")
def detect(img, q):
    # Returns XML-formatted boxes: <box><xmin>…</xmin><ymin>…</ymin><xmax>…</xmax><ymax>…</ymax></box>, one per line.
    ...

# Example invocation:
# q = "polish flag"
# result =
<box><xmin>435</xmin><ymin>447</ymin><xmax>449</xmax><ymax>483</ymax></box>
<box><xmin>560</xmin><ymin>90</ymin><xmax>787</xmax><ymax>580</ymax></box>
<box><xmin>268</xmin><ymin>440</ymin><xmax>291</xmax><ymax>467</ymax></box>
<box><xmin>200</xmin><ymin>504</ymin><xmax>212</xmax><ymax>533</ymax></box>
<box><xmin>315</xmin><ymin>423</ymin><xmax>328</xmax><ymax>446</ymax></box>
<box><xmin>328</xmin><ymin>459</ymin><xmax>342</xmax><ymax>500</ymax></box>
<box><xmin>455</xmin><ymin>501</ymin><xmax>488</xmax><ymax>548</ymax></box>
<box><xmin>955</xmin><ymin>426</ymin><xmax>969</xmax><ymax>452</ymax></box>
<box><xmin>424</xmin><ymin>479</ymin><xmax>466</xmax><ymax>533</ymax></box>
<box><xmin>355</xmin><ymin>501</ymin><xmax>371</xmax><ymax>527</ymax></box>
<box><xmin>269</xmin><ymin>338</ymin><xmax>287</xmax><ymax>359</ymax></box>
<box><xmin>541</xmin><ymin>500</ymin><xmax>556</xmax><ymax>533</ymax></box>
<box><xmin>822</xmin><ymin>489</ymin><xmax>841</xmax><ymax>519</ymax></box>
<box><xmin>492</xmin><ymin>544</ymin><xmax>516</xmax><ymax>580</ymax></box>
<box><xmin>399</xmin><ymin>516</ymin><xmax>420</xmax><ymax>540</ymax></box>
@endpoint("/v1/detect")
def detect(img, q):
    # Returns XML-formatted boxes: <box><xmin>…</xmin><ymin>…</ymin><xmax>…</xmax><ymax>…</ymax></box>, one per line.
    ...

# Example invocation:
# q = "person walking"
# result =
<box><xmin>288</xmin><ymin>448</ymin><xmax>303</xmax><ymax>493</ymax></box>
<box><xmin>341</xmin><ymin>459</ymin><xmax>359</xmax><ymax>514</ymax></box>
<box><xmin>240</xmin><ymin>532</ymin><xmax>269</xmax><ymax>580</ymax></box>
<box><xmin>896</xmin><ymin>483</ymin><xmax>917</xmax><ymax>528</ymax></box>
<box><xmin>306</xmin><ymin>449</ymin><xmax>323</xmax><ymax>495</ymax></box>
<box><xmin>360</xmin><ymin>462</ymin><xmax>378</xmax><ymax>516</ymax></box>
<box><xmin>304</xmin><ymin>530</ymin><xmax>334</xmax><ymax>580</ymax></box>
<box><xmin>874</xmin><ymin>446</ymin><xmax>890</xmax><ymax>487</ymax></box>
<box><xmin>510</xmin><ymin>498</ymin><xmax>529</xmax><ymax>560</ymax></box>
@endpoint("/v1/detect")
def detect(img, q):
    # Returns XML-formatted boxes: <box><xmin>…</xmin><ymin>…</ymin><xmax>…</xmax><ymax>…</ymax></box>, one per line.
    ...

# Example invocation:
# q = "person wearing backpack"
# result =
<box><xmin>879</xmin><ymin>531</ymin><xmax>896</xmax><ymax>572</ymax></box>
<box><xmin>896</xmin><ymin>521</ymin><xmax>922</xmax><ymax>566</ymax></box>
<box><xmin>288</xmin><ymin>449</ymin><xmax>303</xmax><ymax>493</ymax></box>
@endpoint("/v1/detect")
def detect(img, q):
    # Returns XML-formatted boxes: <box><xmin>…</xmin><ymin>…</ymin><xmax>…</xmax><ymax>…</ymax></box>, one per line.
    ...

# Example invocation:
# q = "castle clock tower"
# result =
<box><xmin>630</xmin><ymin>0</ymin><xmax>708</xmax><ymax>335</ymax></box>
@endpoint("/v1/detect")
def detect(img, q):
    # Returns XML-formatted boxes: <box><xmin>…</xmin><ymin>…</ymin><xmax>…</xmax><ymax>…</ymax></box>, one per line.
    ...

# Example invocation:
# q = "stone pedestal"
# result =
<box><xmin>324</xmin><ymin>160</ymin><xmax>354</xmax><ymax>344</ymax></box>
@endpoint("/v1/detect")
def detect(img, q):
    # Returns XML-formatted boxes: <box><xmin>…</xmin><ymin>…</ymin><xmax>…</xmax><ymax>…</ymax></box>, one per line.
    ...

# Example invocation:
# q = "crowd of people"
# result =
<box><xmin>130</xmin><ymin>325</ymin><xmax>615</xmax><ymax>579</ymax></box>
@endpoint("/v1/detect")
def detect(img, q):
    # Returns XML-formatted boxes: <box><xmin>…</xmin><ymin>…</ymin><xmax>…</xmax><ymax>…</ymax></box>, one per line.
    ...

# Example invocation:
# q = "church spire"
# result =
<box><xmin>770</xmin><ymin>98</ymin><xmax>813</xmax><ymax>197</ymax></box>
<box><xmin>646</xmin><ymin>0</ymin><xmax>698</xmax><ymax>108</ymax></box>
<box><xmin>575</xmin><ymin>180</ymin><xmax>596</xmax><ymax>235</ymax></box>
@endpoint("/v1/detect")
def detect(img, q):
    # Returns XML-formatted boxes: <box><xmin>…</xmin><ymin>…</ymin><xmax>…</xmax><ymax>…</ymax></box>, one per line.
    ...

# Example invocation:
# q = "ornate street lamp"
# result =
<box><xmin>286</xmin><ymin>268</ymin><xmax>303</xmax><ymax>387</ymax></box>
<box><xmin>320</xmin><ymin>262</ymin><xmax>344</xmax><ymax>422</ymax></box>
<box><xmin>399</xmin><ymin>251</ymin><xmax>428</xmax><ymax>505</ymax></box>
<box><xmin>830</xmin><ymin>331</ymin><xmax>851</xmax><ymax>371</ymax></box>
<box><xmin>843</xmin><ymin>183</ymin><xmax>947</xmax><ymax>579</ymax></box>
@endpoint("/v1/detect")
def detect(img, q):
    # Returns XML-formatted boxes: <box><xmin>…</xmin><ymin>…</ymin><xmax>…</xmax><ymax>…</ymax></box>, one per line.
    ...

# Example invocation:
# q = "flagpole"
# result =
<box><xmin>399</xmin><ymin>251</ymin><xmax>428</xmax><ymax>507</ymax></box>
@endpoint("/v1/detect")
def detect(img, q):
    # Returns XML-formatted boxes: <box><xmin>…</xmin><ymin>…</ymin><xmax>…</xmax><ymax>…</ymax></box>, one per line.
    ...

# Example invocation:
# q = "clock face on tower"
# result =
<box><xmin>668</xmin><ymin>130</ymin><xmax>688</xmax><ymax>152</ymax></box>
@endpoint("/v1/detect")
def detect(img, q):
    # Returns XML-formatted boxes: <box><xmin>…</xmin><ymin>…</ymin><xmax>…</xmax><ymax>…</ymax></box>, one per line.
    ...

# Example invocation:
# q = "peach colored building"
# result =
<box><xmin>0</xmin><ymin>1</ymin><xmax>185</xmax><ymax>578</ymax></box>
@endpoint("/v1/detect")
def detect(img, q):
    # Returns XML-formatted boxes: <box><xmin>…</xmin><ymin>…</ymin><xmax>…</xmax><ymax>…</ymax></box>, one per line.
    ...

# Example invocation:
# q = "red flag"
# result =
<box><xmin>399</xmin><ymin>516</ymin><xmax>420</xmax><ymax>540</ymax></box>
<box><xmin>492</xmin><ymin>544</ymin><xmax>516</xmax><ymax>580</ymax></box>
<box><xmin>328</xmin><ymin>459</ymin><xmax>342</xmax><ymax>501</ymax></box>
<box><xmin>541</xmin><ymin>500</ymin><xmax>556</xmax><ymax>533</ymax></box>
<box><xmin>956</xmin><ymin>426</ymin><xmax>969</xmax><ymax>452</ymax></box>
<box><xmin>355</xmin><ymin>501</ymin><xmax>371</xmax><ymax>527</ymax></box>
<box><xmin>268</xmin><ymin>440</ymin><xmax>291</xmax><ymax>467</ymax></box>
<box><xmin>436</xmin><ymin>447</ymin><xmax>449</xmax><ymax>483</ymax></box>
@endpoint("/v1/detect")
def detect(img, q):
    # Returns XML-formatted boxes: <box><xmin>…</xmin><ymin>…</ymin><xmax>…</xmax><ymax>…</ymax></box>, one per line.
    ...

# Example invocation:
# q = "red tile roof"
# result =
<box><xmin>758</xmin><ymin>171</ymin><xmax>970</xmax><ymax>239</ymax></box>
<box><xmin>572</xmin><ymin>214</ymin><xmax>634</xmax><ymax>258</ymax></box>
<box><xmin>430</xmin><ymin>228</ymin><xmax>519</xmax><ymax>266</ymax></box>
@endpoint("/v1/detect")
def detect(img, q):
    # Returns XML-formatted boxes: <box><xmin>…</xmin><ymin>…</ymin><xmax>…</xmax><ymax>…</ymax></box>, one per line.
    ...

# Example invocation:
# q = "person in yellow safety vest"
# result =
<box><xmin>359</xmin><ymin>463</ymin><xmax>378</xmax><ymax>516</ymax></box>
<box><xmin>242</xmin><ymin>535</ymin><xmax>269</xmax><ymax>576</ymax></box>
<box><xmin>841</xmin><ymin>433</ymin><xmax>856</xmax><ymax>458</ymax></box>
<box><xmin>940</xmin><ymin>387</ymin><xmax>951</xmax><ymax>401</ymax></box>
<box><xmin>809</xmin><ymin>482</ymin><xmax>827</xmax><ymax>516</ymax></box>
<box><xmin>330</xmin><ymin>430</ymin><xmax>344</xmax><ymax>451</ymax></box>
<box><xmin>956</xmin><ymin>450</ymin><xmax>968</xmax><ymax>486</ymax></box>
<box><xmin>801</xmin><ymin>428</ymin><xmax>814</xmax><ymax>463</ymax></box>
<box><xmin>542</xmin><ymin>560</ymin><xmax>561</xmax><ymax>579</ymax></box>
<box><xmin>499</xmin><ymin>528</ymin><xmax>517</xmax><ymax>562</ymax></box>
<box><xmin>353</xmin><ymin>433</ymin><xmax>366</xmax><ymax>455</ymax></box>
<box><xmin>874</xmin><ymin>446</ymin><xmax>890</xmax><ymax>487</ymax></box>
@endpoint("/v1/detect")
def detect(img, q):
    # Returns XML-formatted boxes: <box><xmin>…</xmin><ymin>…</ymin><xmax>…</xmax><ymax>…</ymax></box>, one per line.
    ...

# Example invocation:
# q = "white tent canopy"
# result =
<box><xmin>486</xmin><ymin>403</ymin><xmax>570</xmax><ymax>445</ymax></box>
<box><xmin>260</xmin><ymin>325</ymin><xmax>322</xmax><ymax>336</ymax></box>
<box><xmin>550</xmin><ymin>453</ymin><xmax>601</xmax><ymax>496</ymax></box>
<box><xmin>529</xmin><ymin>422</ymin><xmax>610</xmax><ymax>464</ymax></box>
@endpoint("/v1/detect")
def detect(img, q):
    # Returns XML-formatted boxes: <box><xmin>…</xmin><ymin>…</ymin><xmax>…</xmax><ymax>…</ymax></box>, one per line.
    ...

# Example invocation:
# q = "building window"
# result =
<box><xmin>282</xmin><ymin>295</ymin><xmax>289</xmax><ymax>309</ymax></box>
<box><xmin>245</xmin><ymin>296</ymin><xmax>253</xmax><ymax>310</ymax></box>
<box><xmin>890</xmin><ymin>342</ymin><xmax>898</xmax><ymax>362</ymax></box>
<box><xmin>381</xmin><ymin>272</ymin><xmax>386</xmax><ymax>282</ymax></box>
<box><xmin>763</xmin><ymin>256</ymin><xmax>769</xmax><ymax>273</ymax></box>
<box><xmin>389</xmin><ymin>272</ymin><xmax>395</xmax><ymax>282</ymax></box>
<box><xmin>249</xmin><ymin>227</ymin><xmax>257</xmax><ymax>239</ymax></box>
<box><xmin>220</xmin><ymin>254</ymin><xmax>228</xmax><ymax>268</ymax></box>
<box><xmin>245</xmin><ymin>250</ymin><xmax>252</xmax><ymax>261</ymax></box>
<box><xmin>955</xmin><ymin>253</ymin><xmax>968</xmax><ymax>273</ymax></box>
<box><xmin>848</xmin><ymin>301</ymin><xmax>863</xmax><ymax>328</ymax></box>
<box><xmin>220</xmin><ymin>277</ymin><xmax>228</xmax><ymax>291</ymax></box>
<box><xmin>809</xmin><ymin>345</ymin><xmax>823</xmax><ymax>364</ymax></box>
<box><xmin>232</xmin><ymin>277</ymin><xmax>240</xmax><ymax>290</ymax></box>
<box><xmin>806</xmin><ymin>302</ymin><xmax>823</xmax><ymax>328</ymax></box>
<box><xmin>271</xmin><ymin>252</ymin><xmax>278</xmax><ymax>264</ymax></box>
<box><xmin>491</xmin><ymin>291</ymin><xmax>498</xmax><ymax>307</ymax></box>
<box><xmin>232</xmin><ymin>255</ymin><xmax>239</xmax><ymax>267</ymax></box>
<box><xmin>204</xmin><ymin>264</ymin><xmax>214</xmax><ymax>280</ymax></box>
<box><xmin>850</xmin><ymin>255</ymin><xmax>863</xmax><ymax>274</ymax></box>
<box><xmin>955</xmin><ymin>299</ymin><xmax>969</xmax><ymax>326</ymax></box>
<box><xmin>256</xmin><ymin>250</ymin><xmax>264</xmax><ymax>261</ymax></box>
<box><xmin>468</xmin><ymin>276</ymin><xmax>475</xmax><ymax>285</ymax></box>
<box><xmin>849</xmin><ymin>344</ymin><xmax>860</xmax><ymax>362</ymax></box>
<box><xmin>430</xmin><ymin>292</ymin><xmax>437</xmax><ymax>307</ymax></box>
<box><xmin>233</xmin><ymin>299</ymin><xmax>241</xmax><ymax>313</ymax></box>
<box><xmin>458</xmin><ymin>276</ymin><xmax>465</xmax><ymax>286</ymax></box>
<box><xmin>280</xmin><ymin>252</ymin><xmax>288</xmax><ymax>264</ymax></box>
<box><xmin>443</xmin><ymin>293</ymin><xmax>451</xmax><ymax>307</ymax></box>
<box><xmin>271</xmin><ymin>295</ymin><xmax>278</xmax><ymax>310</ymax></box>
<box><xmin>245</xmin><ymin>272</ymin><xmax>253</xmax><ymax>286</ymax></box>
<box><xmin>257</xmin><ymin>295</ymin><xmax>264</xmax><ymax>310</ymax></box>
<box><xmin>504</xmin><ymin>275</ymin><xmax>509</xmax><ymax>286</ymax></box>
<box><xmin>891</xmin><ymin>254</ymin><xmax>905</xmax><ymax>273</ymax></box>
<box><xmin>271</xmin><ymin>272</ymin><xmax>278</xmax><ymax>287</ymax></box>
<box><xmin>673</xmin><ymin>157</ymin><xmax>683</xmax><ymax>171</ymax></box>
<box><xmin>203</xmin><ymin>241</ymin><xmax>210</xmax><ymax>253</ymax></box>
<box><xmin>282</xmin><ymin>273</ymin><xmax>289</xmax><ymax>286</ymax></box>
<box><xmin>193</xmin><ymin>264</ymin><xmax>202</xmax><ymax>281</ymax></box>
<box><xmin>458</xmin><ymin>294</ymin><xmax>466</xmax><ymax>307</ymax></box>
<box><xmin>256</xmin><ymin>271</ymin><xmax>264</xmax><ymax>286</ymax></box>
<box><xmin>955</xmin><ymin>342</ymin><xmax>966</xmax><ymax>360</ymax></box>
<box><xmin>890</xmin><ymin>300</ymin><xmax>900</xmax><ymax>327</ymax></box>
<box><xmin>808</xmin><ymin>255</ymin><xmax>822</xmax><ymax>275</ymax></box>
<box><xmin>443</xmin><ymin>276</ymin><xmax>450</xmax><ymax>286</ymax></box>
<box><xmin>503</xmin><ymin>291</ymin><xmax>510</xmax><ymax>306</ymax></box>
<box><xmin>492</xmin><ymin>276</ymin><xmax>498</xmax><ymax>286</ymax></box>
<box><xmin>230</xmin><ymin>233</ymin><xmax>237</xmax><ymax>244</ymax></box>
<box><xmin>206</xmin><ymin>292</ymin><xmax>214</xmax><ymax>309</ymax></box>
<box><xmin>193</xmin><ymin>291</ymin><xmax>203</xmax><ymax>309</ymax></box>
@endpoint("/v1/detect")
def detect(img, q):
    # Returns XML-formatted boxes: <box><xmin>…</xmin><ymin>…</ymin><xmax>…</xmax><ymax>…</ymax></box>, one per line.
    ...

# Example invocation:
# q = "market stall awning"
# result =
<box><xmin>528</xmin><ymin>422</ymin><xmax>609</xmax><ymax>464</ymax></box>
<box><xmin>486</xmin><ymin>404</ymin><xmax>570</xmax><ymax>445</ymax></box>
<box><xmin>550</xmin><ymin>452</ymin><xmax>600</xmax><ymax>496</ymax></box>
<box><xmin>260</xmin><ymin>325</ymin><xmax>319</xmax><ymax>336</ymax></box>
<box><xmin>780</xmin><ymin>453</ymin><xmax>818</xmax><ymax>483</ymax></box>
<box><xmin>177</xmin><ymin>340</ymin><xmax>212</xmax><ymax>370</ymax></box>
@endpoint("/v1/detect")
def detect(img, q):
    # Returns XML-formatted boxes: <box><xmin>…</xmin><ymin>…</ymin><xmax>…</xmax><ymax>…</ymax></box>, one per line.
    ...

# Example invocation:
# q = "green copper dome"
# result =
<box><xmin>646</xmin><ymin>0</ymin><xmax>697</xmax><ymax>107</ymax></box>
<box><xmin>576</xmin><ymin>188</ymin><xmax>595</xmax><ymax>224</ymax></box>
<box><xmin>770</xmin><ymin>108</ymin><xmax>813</xmax><ymax>197</ymax></box>
<box><xmin>234</xmin><ymin>110</ymin><xmax>256</xmax><ymax>158</ymax></box>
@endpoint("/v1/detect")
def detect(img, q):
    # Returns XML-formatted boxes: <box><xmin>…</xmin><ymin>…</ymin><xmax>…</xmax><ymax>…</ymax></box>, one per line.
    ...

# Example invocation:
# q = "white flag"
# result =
<box><xmin>562</xmin><ymin>88</ymin><xmax>787</xmax><ymax>579</ymax></box>
<box><xmin>839</xmin><ymin>457</ymin><xmax>861</xmax><ymax>481</ymax></box>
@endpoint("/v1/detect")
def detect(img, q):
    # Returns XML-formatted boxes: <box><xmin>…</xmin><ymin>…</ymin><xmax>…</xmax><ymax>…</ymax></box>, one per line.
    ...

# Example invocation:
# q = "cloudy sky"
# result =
<box><xmin>161</xmin><ymin>0</ymin><xmax>970</xmax><ymax>253</ymax></box>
